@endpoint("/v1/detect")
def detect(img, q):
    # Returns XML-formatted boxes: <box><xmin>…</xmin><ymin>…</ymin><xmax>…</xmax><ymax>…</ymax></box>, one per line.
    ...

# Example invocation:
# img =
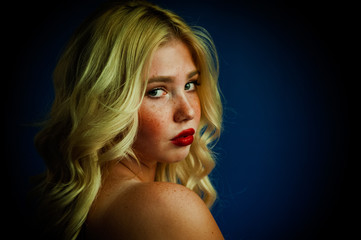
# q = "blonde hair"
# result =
<box><xmin>33</xmin><ymin>1</ymin><xmax>222</xmax><ymax>239</ymax></box>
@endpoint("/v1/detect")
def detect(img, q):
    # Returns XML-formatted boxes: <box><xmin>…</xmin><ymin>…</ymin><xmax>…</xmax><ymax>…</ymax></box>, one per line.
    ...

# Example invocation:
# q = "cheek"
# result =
<box><xmin>137</xmin><ymin>103</ymin><xmax>168</xmax><ymax>141</ymax></box>
<box><xmin>192</xmin><ymin>94</ymin><xmax>202</xmax><ymax>124</ymax></box>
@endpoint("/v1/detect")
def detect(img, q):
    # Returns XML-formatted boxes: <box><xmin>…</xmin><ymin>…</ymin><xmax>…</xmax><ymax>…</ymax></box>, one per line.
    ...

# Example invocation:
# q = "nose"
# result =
<box><xmin>173</xmin><ymin>93</ymin><xmax>195</xmax><ymax>123</ymax></box>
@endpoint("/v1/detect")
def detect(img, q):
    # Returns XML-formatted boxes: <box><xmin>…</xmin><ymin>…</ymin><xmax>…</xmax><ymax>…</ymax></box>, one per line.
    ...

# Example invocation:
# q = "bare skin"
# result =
<box><xmin>86</xmin><ymin>40</ymin><xmax>224</xmax><ymax>240</ymax></box>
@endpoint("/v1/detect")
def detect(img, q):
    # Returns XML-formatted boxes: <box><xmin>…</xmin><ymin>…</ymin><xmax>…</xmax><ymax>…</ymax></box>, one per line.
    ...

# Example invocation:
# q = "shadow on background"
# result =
<box><xmin>5</xmin><ymin>0</ymin><xmax>355</xmax><ymax>239</ymax></box>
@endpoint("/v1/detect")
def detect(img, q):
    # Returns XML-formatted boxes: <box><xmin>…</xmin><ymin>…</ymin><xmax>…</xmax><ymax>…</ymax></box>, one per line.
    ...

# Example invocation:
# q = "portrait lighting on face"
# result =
<box><xmin>132</xmin><ymin>40</ymin><xmax>201</xmax><ymax>166</ymax></box>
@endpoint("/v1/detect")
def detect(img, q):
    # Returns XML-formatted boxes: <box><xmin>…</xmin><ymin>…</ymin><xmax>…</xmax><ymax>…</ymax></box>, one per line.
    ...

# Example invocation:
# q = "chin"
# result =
<box><xmin>162</xmin><ymin>145</ymin><xmax>191</xmax><ymax>163</ymax></box>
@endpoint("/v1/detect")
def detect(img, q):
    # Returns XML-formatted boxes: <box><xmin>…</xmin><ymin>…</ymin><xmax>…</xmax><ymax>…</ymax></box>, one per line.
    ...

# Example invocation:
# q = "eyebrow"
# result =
<box><xmin>147</xmin><ymin>70</ymin><xmax>200</xmax><ymax>84</ymax></box>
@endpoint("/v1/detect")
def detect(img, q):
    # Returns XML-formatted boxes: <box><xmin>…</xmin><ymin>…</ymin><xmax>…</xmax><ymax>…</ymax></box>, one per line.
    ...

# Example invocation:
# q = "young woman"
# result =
<box><xmin>33</xmin><ymin>1</ymin><xmax>223</xmax><ymax>239</ymax></box>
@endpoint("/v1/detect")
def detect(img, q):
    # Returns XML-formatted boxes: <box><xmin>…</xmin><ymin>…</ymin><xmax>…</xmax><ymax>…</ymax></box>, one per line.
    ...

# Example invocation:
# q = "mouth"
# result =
<box><xmin>171</xmin><ymin>128</ymin><xmax>195</xmax><ymax>146</ymax></box>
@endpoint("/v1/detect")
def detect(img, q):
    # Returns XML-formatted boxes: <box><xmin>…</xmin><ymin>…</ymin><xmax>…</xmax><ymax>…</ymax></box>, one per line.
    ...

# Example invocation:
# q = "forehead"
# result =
<box><xmin>148</xmin><ymin>40</ymin><xmax>197</xmax><ymax>78</ymax></box>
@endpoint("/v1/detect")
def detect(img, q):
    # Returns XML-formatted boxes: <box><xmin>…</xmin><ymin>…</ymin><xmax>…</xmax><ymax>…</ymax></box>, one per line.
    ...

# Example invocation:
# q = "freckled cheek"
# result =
<box><xmin>138</xmin><ymin>106</ymin><xmax>169</xmax><ymax>142</ymax></box>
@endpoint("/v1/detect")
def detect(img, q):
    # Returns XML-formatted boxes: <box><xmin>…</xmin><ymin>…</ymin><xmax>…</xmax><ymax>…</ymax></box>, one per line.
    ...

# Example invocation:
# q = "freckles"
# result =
<box><xmin>139</xmin><ymin>104</ymin><xmax>168</xmax><ymax>140</ymax></box>
<box><xmin>145</xmin><ymin>116</ymin><xmax>163</xmax><ymax>131</ymax></box>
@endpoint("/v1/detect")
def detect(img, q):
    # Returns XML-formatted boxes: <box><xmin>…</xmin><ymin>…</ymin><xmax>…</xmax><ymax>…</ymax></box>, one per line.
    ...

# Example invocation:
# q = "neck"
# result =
<box><xmin>110</xmin><ymin>157</ymin><xmax>157</xmax><ymax>183</ymax></box>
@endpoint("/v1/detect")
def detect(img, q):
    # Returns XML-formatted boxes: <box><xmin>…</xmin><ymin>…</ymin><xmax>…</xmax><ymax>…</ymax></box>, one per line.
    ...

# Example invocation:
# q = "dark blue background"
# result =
<box><xmin>6</xmin><ymin>0</ymin><xmax>354</xmax><ymax>239</ymax></box>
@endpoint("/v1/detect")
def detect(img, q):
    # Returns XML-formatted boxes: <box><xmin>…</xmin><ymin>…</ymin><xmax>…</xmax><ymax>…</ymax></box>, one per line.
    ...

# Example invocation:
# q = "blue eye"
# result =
<box><xmin>147</xmin><ymin>88</ymin><xmax>166</xmax><ymax>98</ymax></box>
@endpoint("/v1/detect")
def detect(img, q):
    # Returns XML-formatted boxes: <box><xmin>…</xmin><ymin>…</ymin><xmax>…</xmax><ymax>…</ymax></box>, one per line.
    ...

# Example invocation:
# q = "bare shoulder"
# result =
<box><xmin>87</xmin><ymin>181</ymin><xmax>223</xmax><ymax>240</ymax></box>
<box><xmin>134</xmin><ymin>181</ymin><xmax>204</xmax><ymax>208</ymax></box>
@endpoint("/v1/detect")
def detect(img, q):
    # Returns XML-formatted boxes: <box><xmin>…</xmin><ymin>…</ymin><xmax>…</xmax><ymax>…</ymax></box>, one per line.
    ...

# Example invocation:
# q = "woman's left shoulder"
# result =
<box><xmin>131</xmin><ymin>181</ymin><xmax>224</xmax><ymax>239</ymax></box>
<box><xmin>139</xmin><ymin>181</ymin><xmax>202</xmax><ymax>204</ymax></box>
<box><xmin>89</xmin><ymin>181</ymin><xmax>224</xmax><ymax>240</ymax></box>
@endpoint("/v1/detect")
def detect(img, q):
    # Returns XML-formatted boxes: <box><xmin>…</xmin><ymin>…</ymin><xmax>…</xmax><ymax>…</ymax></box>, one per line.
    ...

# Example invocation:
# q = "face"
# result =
<box><xmin>132</xmin><ymin>40</ymin><xmax>201</xmax><ymax>166</ymax></box>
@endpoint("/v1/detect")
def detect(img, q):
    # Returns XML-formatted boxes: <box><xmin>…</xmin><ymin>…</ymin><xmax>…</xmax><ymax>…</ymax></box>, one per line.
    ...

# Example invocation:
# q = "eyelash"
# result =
<box><xmin>188</xmin><ymin>80</ymin><xmax>200</xmax><ymax>89</ymax></box>
<box><xmin>185</xmin><ymin>80</ymin><xmax>200</xmax><ymax>93</ymax></box>
<box><xmin>147</xmin><ymin>80</ymin><xmax>200</xmax><ymax>98</ymax></box>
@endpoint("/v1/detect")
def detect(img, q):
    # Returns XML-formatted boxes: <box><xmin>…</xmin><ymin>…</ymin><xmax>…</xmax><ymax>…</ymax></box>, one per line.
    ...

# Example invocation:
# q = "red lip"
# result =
<box><xmin>171</xmin><ymin>128</ymin><xmax>195</xmax><ymax>146</ymax></box>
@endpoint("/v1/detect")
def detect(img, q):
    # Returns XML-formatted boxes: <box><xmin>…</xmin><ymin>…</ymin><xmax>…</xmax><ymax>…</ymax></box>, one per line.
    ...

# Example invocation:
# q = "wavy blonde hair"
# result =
<box><xmin>33</xmin><ymin>1</ymin><xmax>222</xmax><ymax>239</ymax></box>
